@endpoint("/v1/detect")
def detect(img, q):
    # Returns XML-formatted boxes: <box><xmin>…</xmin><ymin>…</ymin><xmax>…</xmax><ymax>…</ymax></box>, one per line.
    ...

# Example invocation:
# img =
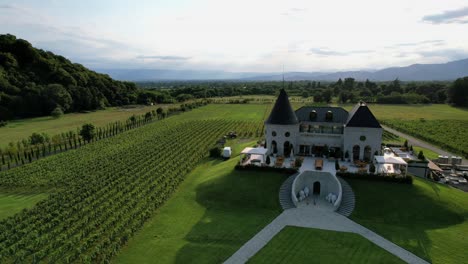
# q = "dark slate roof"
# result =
<box><xmin>265</xmin><ymin>89</ymin><xmax>299</xmax><ymax>125</ymax></box>
<box><xmin>295</xmin><ymin>106</ymin><xmax>349</xmax><ymax>123</ymax></box>
<box><xmin>346</xmin><ymin>102</ymin><xmax>381</xmax><ymax>128</ymax></box>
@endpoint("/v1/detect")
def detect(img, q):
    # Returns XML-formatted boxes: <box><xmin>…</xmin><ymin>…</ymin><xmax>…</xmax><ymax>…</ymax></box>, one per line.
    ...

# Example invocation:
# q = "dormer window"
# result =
<box><xmin>309</xmin><ymin>110</ymin><xmax>317</xmax><ymax>121</ymax></box>
<box><xmin>325</xmin><ymin>111</ymin><xmax>333</xmax><ymax>121</ymax></box>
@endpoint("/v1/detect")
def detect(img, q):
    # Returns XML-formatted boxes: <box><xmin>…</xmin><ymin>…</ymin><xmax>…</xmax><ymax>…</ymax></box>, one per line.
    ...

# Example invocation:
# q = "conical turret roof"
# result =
<box><xmin>346</xmin><ymin>102</ymin><xmax>381</xmax><ymax>128</ymax></box>
<box><xmin>265</xmin><ymin>89</ymin><xmax>299</xmax><ymax>125</ymax></box>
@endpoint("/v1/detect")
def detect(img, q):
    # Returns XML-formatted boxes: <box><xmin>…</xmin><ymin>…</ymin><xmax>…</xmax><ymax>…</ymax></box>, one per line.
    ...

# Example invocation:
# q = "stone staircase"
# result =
<box><xmin>278</xmin><ymin>174</ymin><xmax>298</xmax><ymax>210</ymax></box>
<box><xmin>337</xmin><ymin>177</ymin><xmax>355</xmax><ymax>217</ymax></box>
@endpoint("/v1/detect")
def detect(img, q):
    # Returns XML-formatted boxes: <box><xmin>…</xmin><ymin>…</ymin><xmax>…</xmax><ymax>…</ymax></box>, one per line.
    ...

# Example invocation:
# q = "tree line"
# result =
<box><xmin>138</xmin><ymin>76</ymin><xmax>468</xmax><ymax>107</ymax></box>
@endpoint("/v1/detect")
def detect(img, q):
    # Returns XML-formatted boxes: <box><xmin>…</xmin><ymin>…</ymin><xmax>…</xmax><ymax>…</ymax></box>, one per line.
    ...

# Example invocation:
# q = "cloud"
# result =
<box><xmin>417</xmin><ymin>49</ymin><xmax>468</xmax><ymax>60</ymax></box>
<box><xmin>0</xmin><ymin>4</ymin><xmax>14</xmax><ymax>9</ymax></box>
<box><xmin>281</xmin><ymin>7</ymin><xmax>308</xmax><ymax>16</ymax></box>
<box><xmin>393</xmin><ymin>40</ymin><xmax>445</xmax><ymax>47</ymax></box>
<box><xmin>308</xmin><ymin>48</ymin><xmax>373</xmax><ymax>56</ymax></box>
<box><xmin>422</xmin><ymin>6</ymin><xmax>468</xmax><ymax>24</ymax></box>
<box><xmin>136</xmin><ymin>55</ymin><xmax>191</xmax><ymax>60</ymax></box>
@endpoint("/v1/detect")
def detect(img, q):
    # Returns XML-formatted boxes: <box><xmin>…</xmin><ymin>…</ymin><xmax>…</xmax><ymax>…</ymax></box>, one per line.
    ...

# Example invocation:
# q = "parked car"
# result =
<box><xmin>222</xmin><ymin>147</ymin><xmax>232</xmax><ymax>159</ymax></box>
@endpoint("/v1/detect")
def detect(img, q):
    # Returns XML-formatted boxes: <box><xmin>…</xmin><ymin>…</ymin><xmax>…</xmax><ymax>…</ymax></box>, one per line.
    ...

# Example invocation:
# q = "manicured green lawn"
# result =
<box><xmin>0</xmin><ymin>192</ymin><xmax>48</xmax><ymax>220</ymax></box>
<box><xmin>349</xmin><ymin>177</ymin><xmax>468</xmax><ymax>264</ymax></box>
<box><xmin>114</xmin><ymin>141</ymin><xmax>288</xmax><ymax>264</ymax></box>
<box><xmin>248</xmin><ymin>226</ymin><xmax>405</xmax><ymax>264</ymax></box>
<box><xmin>0</xmin><ymin>105</ymin><xmax>171</xmax><ymax>147</ymax></box>
<box><xmin>412</xmin><ymin>146</ymin><xmax>439</xmax><ymax>160</ymax></box>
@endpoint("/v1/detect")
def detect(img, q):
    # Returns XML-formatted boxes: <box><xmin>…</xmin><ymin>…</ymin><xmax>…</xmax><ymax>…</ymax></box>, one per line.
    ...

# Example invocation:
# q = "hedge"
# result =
<box><xmin>234</xmin><ymin>164</ymin><xmax>298</xmax><ymax>175</ymax></box>
<box><xmin>337</xmin><ymin>171</ymin><xmax>413</xmax><ymax>184</ymax></box>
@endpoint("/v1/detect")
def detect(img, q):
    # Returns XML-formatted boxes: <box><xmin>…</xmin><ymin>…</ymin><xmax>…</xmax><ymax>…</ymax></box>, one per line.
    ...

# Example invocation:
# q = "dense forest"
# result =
<box><xmin>0</xmin><ymin>34</ymin><xmax>138</xmax><ymax>120</ymax></box>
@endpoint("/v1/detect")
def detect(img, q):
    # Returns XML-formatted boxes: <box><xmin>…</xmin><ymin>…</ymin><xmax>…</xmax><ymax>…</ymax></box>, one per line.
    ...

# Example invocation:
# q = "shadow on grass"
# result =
<box><xmin>349</xmin><ymin>178</ymin><xmax>465</xmax><ymax>263</ymax></box>
<box><xmin>174</xmin><ymin>165</ymin><xmax>288</xmax><ymax>264</ymax></box>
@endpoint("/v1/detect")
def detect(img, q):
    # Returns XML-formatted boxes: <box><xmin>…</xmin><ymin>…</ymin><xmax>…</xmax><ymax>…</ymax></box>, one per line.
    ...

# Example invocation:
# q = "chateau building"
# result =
<box><xmin>265</xmin><ymin>89</ymin><xmax>382</xmax><ymax>161</ymax></box>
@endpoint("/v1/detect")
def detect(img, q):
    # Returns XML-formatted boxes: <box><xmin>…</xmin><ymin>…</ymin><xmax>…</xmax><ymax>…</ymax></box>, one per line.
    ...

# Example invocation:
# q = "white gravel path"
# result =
<box><xmin>224</xmin><ymin>206</ymin><xmax>430</xmax><ymax>264</ymax></box>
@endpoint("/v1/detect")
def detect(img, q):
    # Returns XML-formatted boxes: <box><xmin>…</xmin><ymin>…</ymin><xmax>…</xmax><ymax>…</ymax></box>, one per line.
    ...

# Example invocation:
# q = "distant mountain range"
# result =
<box><xmin>95</xmin><ymin>58</ymin><xmax>468</xmax><ymax>82</ymax></box>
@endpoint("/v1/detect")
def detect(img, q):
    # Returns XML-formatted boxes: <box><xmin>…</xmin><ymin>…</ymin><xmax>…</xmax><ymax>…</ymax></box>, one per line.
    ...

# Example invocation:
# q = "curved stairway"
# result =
<box><xmin>336</xmin><ymin>177</ymin><xmax>355</xmax><ymax>217</ymax></box>
<box><xmin>278</xmin><ymin>174</ymin><xmax>298</xmax><ymax>210</ymax></box>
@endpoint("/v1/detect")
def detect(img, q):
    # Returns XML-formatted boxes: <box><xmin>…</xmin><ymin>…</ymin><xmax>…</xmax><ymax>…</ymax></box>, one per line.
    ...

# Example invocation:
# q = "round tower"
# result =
<box><xmin>265</xmin><ymin>89</ymin><xmax>299</xmax><ymax>157</ymax></box>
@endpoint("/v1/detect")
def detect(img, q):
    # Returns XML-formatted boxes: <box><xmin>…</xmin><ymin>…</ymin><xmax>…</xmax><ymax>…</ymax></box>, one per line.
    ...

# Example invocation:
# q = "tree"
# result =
<box><xmin>51</xmin><ymin>106</ymin><xmax>64</xmax><ymax>118</ymax></box>
<box><xmin>156</xmin><ymin>107</ymin><xmax>164</xmax><ymax>119</ymax></box>
<box><xmin>418</xmin><ymin>150</ymin><xmax>425</xmax><ymax>160</ymax></box>
<box><xmin>343</xmin><ymin>78</ymin><xmax>355</xmax><ymax>90</ymax></box>
<box><xmin>403</xmin><ymin>140</ymin><xmax>408</xmax><ymax>149</ymax></box>
<box><xmin>43</xmin><ymin>84</ymin><xmax>73</xmax><ymax>112</ymax></box>
<box><xmin>144</xmin><ymin>112</ymin><xmax>152</xmax><ymax>121</ymax></box>
<box><xmin>29</xmin><ymin>132</ymin><xmax>48</xmax><ymax>145</ymax></box>
<box><xmin>266</xmin><ymin>155</ymin><xmax>271</xmax><ymax>165</ymax></box>
<box><xmin>448</xmin><ymin>76</ymin><xmax>468</xmax><ymax>107</ymax></box>
<box><xmin>80</xmin><ymin>123</ymin><xmax>96</xmax><ymax>143</ymax></box>
<box><xmin>369</xmin><ymin>163</ymin><xmax>376</xmax><ymax>174</ymax></box>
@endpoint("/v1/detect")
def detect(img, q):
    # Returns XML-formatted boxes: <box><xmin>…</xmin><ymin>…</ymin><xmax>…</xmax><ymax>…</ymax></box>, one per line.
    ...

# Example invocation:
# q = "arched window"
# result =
<box><xmin>364</xmin><ymin>146</ymin><xmax>372</xmax><ymax>162</ymax></box>
<box><xmin>271</xmin><ymin>140</ymin><xmax>278</xmax><ymax>154</ymax></box>
<box><xmin>272</xmin><ymin>131</ymin><xmax>277</xmax><ymax>137</ymax></box>
<box><xmin>285</xmin><ymin>132</ymin><xmax>290</xmax><ymax>137</ymax></box>
<box><xmin>309</xmin><ymin>110</ymin><xmax>317</xmax><ymax>120</ymax></box>
<box><xmin>284</xmin><ymin>141</ymin><xmax>291</xmax><ymax>157</ymax></box>
<box><xmin>325</xmin><ymin>111</ymin><xmax>333</xmax><ymax>121</ymax></box>
<box><xmin>353</xmin><ymin>145</ymin><xmax>360</xmax><ymax>161</ymax></box>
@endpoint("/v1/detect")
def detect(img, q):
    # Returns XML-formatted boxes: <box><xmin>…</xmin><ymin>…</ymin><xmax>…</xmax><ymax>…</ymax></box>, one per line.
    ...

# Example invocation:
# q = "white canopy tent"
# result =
<box><xmin>240</xmin><ymin>147</ymin><xmax>268</xmax><ymax>166</ymax></box>
<box><xmin>374</xmin><ymin>155</ymin><xmax>407</xmax><ymax>175</ymax></box>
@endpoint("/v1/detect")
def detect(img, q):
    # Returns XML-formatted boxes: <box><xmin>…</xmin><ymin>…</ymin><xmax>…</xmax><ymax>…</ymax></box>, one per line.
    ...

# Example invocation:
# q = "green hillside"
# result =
<box><xmin>0</xmin><ymin>34</ymin><xmax>137</xmax><ymax>120</ymax></box>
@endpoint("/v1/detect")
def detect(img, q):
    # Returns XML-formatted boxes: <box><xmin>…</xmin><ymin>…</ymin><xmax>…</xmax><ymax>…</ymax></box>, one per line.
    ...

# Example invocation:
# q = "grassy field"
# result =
<box><xmin>0</xmin><ymin>192</ymin><xmax>48</xmax><ymax>220</ymax></box>
<box><xmin>114</xmin><ymin>141</ymin><xmax>287</xmax><ymax>263</ymax></box>
<box><xmin>176</xmin><ymin>104</ymin><xmax>272</xmax><ymax>121</ymax></box>
<box><xmin>339</xmin><ymin>104</ymin><xmax>468</xmax><ymax>121</ymax></box>
<box><xmin>248</xmin><ymin>226</ymin><xmax>405</xmax><ymax>264</ymax></box>
<box><xmin>349</xmin><ymin>177</ymin><xmax>468</xmax><ymax>264</ymax></box>
<box><xmin>0</xmin><ymin>105</ymin><xmax>169</xmax><ymax>147</ymax></box>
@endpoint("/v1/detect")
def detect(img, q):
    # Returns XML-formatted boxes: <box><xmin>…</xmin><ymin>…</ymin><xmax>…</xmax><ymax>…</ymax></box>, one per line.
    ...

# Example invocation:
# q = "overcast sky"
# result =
<box><xmin>1</xmin><ymin>0</ymin><xmax>468</xmax><ymax>72</ymax></box>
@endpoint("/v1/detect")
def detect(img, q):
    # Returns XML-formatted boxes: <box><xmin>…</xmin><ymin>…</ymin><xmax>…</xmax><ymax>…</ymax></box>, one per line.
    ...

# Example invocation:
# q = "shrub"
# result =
<box><xmin>209</xmin><ymin>147</ymin><xmax>221</xmax><ymax>158</ymax></box>
<box><xmin>51</xmin><ymin>106</ymin><xmax>64</xmax><ymax>118</ymax></box>
<box><xmin>369</xmin><ymin>163</ymin><xmax>376</xmax><ymax>174</ymax></box>
<box><xmin>235</xmin><ymin>164</ymin><xmax>297</xmax><ymax>174</ymax></box>
<box><xmin>418</xmin><ymin>150</ymin><xmax>425</xmax><ymax>160</ymax></box>
<box><xmin>337</xmin><ymin>171</ymin><xmax>413</xmax><ymax>184</ymax></box>
<box><xmin>0</xmin><ymin>120</ymin><xmax>8</xmax><ymax>127</ymax></box>
<box><xmin>29</xmin><ymin>132</ymin><xmax>49</xmax><ymax>145</ymax></box>
<box><xmin>266</xmin><ymin>155</ymin><xmax>271</xmax><ymax>165</ymax></box>
<box><xmin>295</xmin><ymin>158</ymin><xmax>303</xmax><ymax>168</ymax></box>
<box><xmin>80</xmin><ymin>123</ymin><xmax>96</xmax><ymax>143</ymax></box>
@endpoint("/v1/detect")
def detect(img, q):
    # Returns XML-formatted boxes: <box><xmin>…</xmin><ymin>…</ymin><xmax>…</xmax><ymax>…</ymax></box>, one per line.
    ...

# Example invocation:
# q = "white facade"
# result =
<box><xmin>265</xmin><ymin>105</ymin><xmax>382</xmax><ymax>161</ymax></box>
<box><xmin>265</xmin><ymin>124</ymin><xmax>298</xmax><ymax>155</ymax></box>
<box><xmin>343</xmin><ymin>127</ymin><xmax>383</xmax><ymax>161</ymax></box>
<box><xmin>265</xmin><ymin>90</ymin><xmax>382</xmax><ymax>161</ymax></box>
